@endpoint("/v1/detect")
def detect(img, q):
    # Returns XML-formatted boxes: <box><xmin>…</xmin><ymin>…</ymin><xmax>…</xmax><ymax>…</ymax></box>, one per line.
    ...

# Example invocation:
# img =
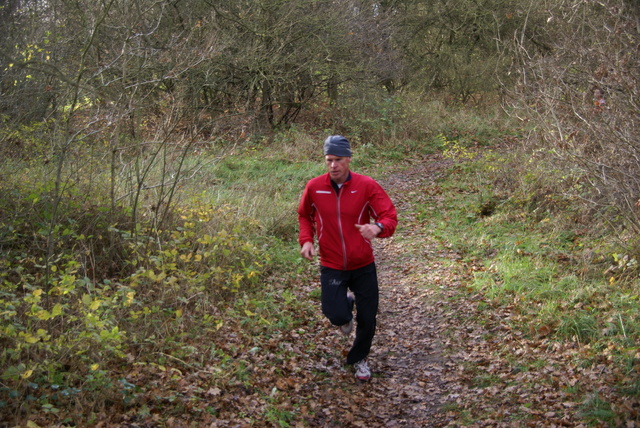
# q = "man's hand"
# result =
<box><xmin>300</xmin><ymin>241</ymin><xmax>316</xmax><ymax>261</ymax></box>
<box><xmin>355</xmin><ymin>223</ymin><xmax>382</xmax><ymax>241</ymax></box>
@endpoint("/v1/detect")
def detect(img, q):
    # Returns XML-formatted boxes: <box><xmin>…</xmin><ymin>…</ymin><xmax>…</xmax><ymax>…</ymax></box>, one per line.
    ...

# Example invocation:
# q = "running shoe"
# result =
<box><xmin>354</xmin><ymin>359</ymin><xmax>371</xmax><ymax>381</ymax></box>
<box><xmin>340</xmin><ymin>318</ymin><xmax>354</xmax><ymax>335</ymax></box>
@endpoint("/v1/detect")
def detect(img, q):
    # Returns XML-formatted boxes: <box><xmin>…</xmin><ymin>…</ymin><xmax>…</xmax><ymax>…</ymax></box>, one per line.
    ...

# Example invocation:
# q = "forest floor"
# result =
<box><xmin>278</xmin><ymin>154</ymin><xmax>517</xmax><ymax>427</ymax></box>
<box><xmin>251</xmin><ymin>153</ymin><xmax>634</xmax><ymax>427</ymax></box>
<box><xmin>93</xmin><ymin>152</ymin><xmax>637</xmax><ymax>427</ymax></box>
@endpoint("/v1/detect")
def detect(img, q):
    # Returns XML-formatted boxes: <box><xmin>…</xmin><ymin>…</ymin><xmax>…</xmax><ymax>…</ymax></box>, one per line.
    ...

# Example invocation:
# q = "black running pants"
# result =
<box><xmin>320</xmin><ymin>262</ymin><xmax>379</xmax><ymax>365</ymax></box>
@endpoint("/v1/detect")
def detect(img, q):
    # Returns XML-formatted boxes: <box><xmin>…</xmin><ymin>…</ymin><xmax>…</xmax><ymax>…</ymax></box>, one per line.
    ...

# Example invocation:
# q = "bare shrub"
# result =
<box><xmin>507</xmin><ymin>0</ymin><xmax>640</xmax><ymax>235</ymax></box>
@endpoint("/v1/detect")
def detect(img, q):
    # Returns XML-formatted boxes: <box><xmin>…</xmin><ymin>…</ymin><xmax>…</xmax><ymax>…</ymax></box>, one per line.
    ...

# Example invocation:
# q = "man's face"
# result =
<box><xmin>325</xmin><ymin>154</ymin><xmax>351</xmax><ymax>184</ymax></box>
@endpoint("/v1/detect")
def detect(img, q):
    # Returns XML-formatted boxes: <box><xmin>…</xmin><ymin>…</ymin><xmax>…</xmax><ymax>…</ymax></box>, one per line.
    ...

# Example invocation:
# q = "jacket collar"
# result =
<box><xmin>324</xmin><ymin>171</ymin><xmax>353</xmax><ymax>184</ymax></box>
<box><xmin>329</xmin><ymin>172</ymin><xmax>352</xmax><ymax>193</ymax></box>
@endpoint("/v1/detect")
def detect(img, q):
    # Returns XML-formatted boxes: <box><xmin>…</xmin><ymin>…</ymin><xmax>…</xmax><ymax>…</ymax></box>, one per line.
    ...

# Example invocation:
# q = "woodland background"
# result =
<box><xmin>1</xmin><ymin>0</ymin><xmax>639</xmax><ymax>426</ymax></box>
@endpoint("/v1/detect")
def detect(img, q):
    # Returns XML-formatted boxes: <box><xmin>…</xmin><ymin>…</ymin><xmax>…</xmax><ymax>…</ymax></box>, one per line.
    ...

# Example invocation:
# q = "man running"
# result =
<box><xmin>297</xmin><ymin>135</ymin><xmax>398</xmax><ymax>381</ymax></box>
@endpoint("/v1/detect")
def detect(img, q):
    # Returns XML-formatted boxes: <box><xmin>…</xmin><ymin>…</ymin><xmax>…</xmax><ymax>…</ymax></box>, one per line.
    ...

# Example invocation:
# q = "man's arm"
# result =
<box><xmin>369</xmin><ymin>181</ymin><xmax>398</xmax><ymax>238</ymax></box>
<box><xmin>297</xmin><ymin>183</ymin><xmax>317</xmax><ymax>258</ymax></box>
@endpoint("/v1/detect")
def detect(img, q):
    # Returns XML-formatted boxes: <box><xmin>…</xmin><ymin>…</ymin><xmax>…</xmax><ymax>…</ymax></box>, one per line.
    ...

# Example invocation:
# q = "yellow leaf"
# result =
<box><xmin>35</xmin><ymin>309</ymin><xmax>51</xmax><ymax>320</ymax></box>
<box><xmin>260</xmin><ymin>317</ymin><xmax>271</xmax><ymax>325</ymax></box>
<box><xmin>82</xmin><ymin>294</ymin><xmax>91</xmax><ymax>306</ymax></box>
<box><xmin>33</xmin><ymin>289</ymin><xmax>43</xmax><ymax>297</ymax></box>
<box><xmin>36</xmin><ymin>329</ymin><xmax>50</xmax><ymax>342</ymax></box>
<box><xmin>21</xmin><ymin>369</ymin><xmax>33</xmax><ymax>379</ymax></box>
<box><xmin>125</xmin><ymin>291</ymin><xmax>135</xmax><ymax>306</ymax></box>
<box><xmin>244</xmin><ymin>309</ymin><xmax>256</xmax><ymax>316</ymax></box>
<box><xmin>90</xmin><ymin>364</ymin><xmax>99</xmax><ymax>371</ymax></box>
<box><xmin>27</xmin><ymin>421</ymin><xmax>41</xmax><ymax>428</ymax></box>
<box><xmin>24</xmin><ymin>334</ymin><xmax>39</xmax><ymax>344</ymax></box>
<box><xmin>89</xmin><ymin>299</ymin><xmax>101</xmax><ymax>311</ymax></box>
<box><xmin>51</xmin><ymin>303</ymin><xmax>63</xmax><ymax>317</ymax></box>
<box><xmin>175</xmin><ymin>309</ymin><xmax>182</xmax><ymax>318</ymax></box>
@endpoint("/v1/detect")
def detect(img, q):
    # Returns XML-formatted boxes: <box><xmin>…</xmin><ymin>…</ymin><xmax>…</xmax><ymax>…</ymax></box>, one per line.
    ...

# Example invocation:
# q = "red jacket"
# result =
<box><xmin>298</xmin><ymin>172</ymin><xmax>397</xmax><ymax>270</ymax></box>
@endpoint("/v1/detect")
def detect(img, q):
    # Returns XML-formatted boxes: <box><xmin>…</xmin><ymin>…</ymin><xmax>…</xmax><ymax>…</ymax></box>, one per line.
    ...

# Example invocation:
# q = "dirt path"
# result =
<box><xmin>213</xmin><ymin>152</ymin><xmax>632</xmax><ymax>427</ymax></box>
<box><xmin>305</xmin><ymin>155</ymin><xmax>465</xmax><ymax>427</ymax></box>
<box><xmin>363</xmin><ymin>157</ymin><xmax>457</xmax><ymax>426</ymax></box>
<box><xmin>290</xmin><ymin>155</ymin><xmax>461</xmax><ymax>428</ymax></box>
<box><xmin>365</xmin><ymin>242</ymin><xmax>452</xmax><ymax>427</ymax></box>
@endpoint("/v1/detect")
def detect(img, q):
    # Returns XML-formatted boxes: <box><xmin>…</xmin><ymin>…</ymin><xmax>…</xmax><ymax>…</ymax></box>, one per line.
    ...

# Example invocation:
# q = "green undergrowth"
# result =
<box><xmin>6</xmin><ymin>101</ymin><xmax>627</xmax><ymax>425</ymax></box>
<box><xmin>0</xmin><ymin>115</ymin><xmax>447</xmax><ymax>424</ymax></box>
<box><xmin>415</xmin><ymin>139</ymin><xmax>640</xmax><ymax>423</ymax></box>
<box><xmin>0</xmin><ymin>134</ymin><xmax>322</xmax><ymax>424</ymax></box>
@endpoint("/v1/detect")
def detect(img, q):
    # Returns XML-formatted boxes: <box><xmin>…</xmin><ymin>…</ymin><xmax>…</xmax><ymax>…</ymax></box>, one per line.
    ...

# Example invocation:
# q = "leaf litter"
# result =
<box><xmin>262</xmin><ymin>152</ymin><xmax>638</xmax><ymax>427</ymax></box>
<box><xmin>72</xmin><ymin>152</ymin><xmax>638</xmax><ymax>427</ymax></box>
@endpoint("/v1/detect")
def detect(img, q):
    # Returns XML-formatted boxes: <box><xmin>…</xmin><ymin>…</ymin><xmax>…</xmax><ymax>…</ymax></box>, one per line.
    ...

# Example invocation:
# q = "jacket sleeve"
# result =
<box><xmin>297</xmin><ymin>184</ymin><xmax>316</xmax><ymax>246</ymax></box>
<box><xmin>369</xmin><ymin>181</ymin><xmax>397</xmax><ymax>238</ymax></box>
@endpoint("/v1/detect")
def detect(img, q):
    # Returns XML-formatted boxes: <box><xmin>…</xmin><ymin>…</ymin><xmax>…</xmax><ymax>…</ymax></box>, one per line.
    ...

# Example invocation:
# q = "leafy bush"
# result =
<box><xmin>0</xmin><ymin>175</ymin><xmax>272</xmax><ymax>423</ymax></box>
<box><xmin>0</xmin><ymin>115</ymin><xmax>53</xmax><ymax>162</ymax></box>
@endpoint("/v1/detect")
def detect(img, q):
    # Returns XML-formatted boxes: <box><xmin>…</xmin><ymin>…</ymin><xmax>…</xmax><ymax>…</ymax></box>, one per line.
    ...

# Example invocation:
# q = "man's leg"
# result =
<box><xmin>345</xmin><ymin>263</ymin><xmax>379</xmax><ymax>365</ymax></box>
<box><xmin>320</xmin><ymin>266</ymin><xmax>353</xmax><ymax>326</ymax></box>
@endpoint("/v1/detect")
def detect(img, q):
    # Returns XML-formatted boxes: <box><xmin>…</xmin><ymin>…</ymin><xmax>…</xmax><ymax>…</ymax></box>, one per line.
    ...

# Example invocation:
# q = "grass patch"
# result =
<box><xmin>409</xmin><ymin>140</ymin><xmax>640</xmax><ymax>425</ymax></box>
<box><xmin>579</xmin><ymin>391</ymin><xmax>617</xmax><ymax>426</ymax></box>
<box><xmin>421</xmin><ymin>149</ymin><xmax>637</xmax><ymax>338</ymax></box>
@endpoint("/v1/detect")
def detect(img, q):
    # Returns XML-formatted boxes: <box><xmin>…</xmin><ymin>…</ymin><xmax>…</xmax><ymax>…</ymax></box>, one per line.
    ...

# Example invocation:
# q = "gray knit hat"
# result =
<box><xmin>323</xmin><ymin>135</ymin><xmax>352</xmax><ymax>157</ymax></box>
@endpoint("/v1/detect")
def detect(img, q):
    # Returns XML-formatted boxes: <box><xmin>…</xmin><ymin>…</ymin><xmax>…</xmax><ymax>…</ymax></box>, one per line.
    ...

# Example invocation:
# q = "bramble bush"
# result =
<box><xmin>0</xmin><ymin>189</ymin><xmax>268</xmax><ymax>422</ymax></box>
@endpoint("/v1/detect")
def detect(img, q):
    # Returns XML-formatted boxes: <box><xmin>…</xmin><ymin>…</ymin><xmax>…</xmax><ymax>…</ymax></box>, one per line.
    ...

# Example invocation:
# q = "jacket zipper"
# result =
<box><xmin>336</xmin><ymin>186</ymin><xmax>348</xmax><ymax>270</ymax></box>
